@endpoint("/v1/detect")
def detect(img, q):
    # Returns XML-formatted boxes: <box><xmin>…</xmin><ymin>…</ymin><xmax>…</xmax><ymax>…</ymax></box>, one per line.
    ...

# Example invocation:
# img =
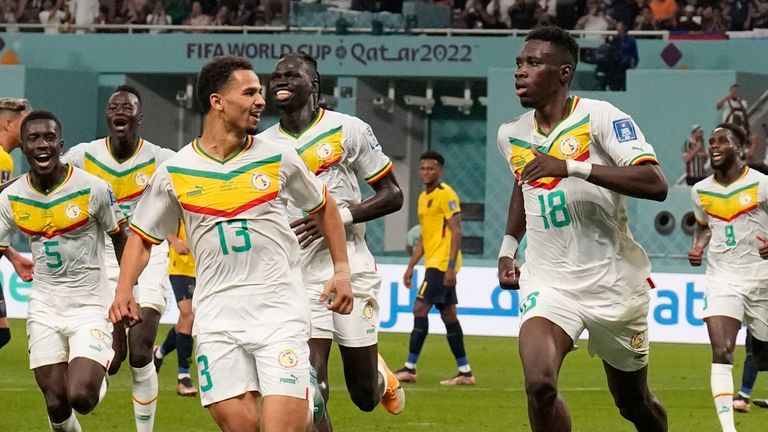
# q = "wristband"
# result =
<box><xmin>339</xmin><ymin>208</ymin><xmax>353</xmax><ymax>225</ymax></box>
<box><xmin>566</xmin><ymin>159</ymin><xmax>592</xmax><ymax>180</ymax></box>
<box><xmin>447</xmin><ymin>259</ymin><xmax>456</xmax><ymax>269</ymax></box>
<box><xmin>498</xmin><ymin>235</ymin><xmax>519</xmax><ymax>260</ymax></box>
<box><xmin>333</xmin><ymin>262</ymin><xmax>351</xmax><ymax>275</ymax></box>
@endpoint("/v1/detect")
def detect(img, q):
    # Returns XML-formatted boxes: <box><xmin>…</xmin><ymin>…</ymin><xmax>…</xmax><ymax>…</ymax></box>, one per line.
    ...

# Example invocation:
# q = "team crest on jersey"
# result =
<box><xmin>363</xmin><ymin>300</ymin><xmax>375</xmax><ymax>320</ymax></box>
<box><xmin>316</xmin><ymin>142</ymin><xmax>334</xmax><ymax>160</ymax></box>
<box><xmin>630</xmin><ymin>331</ymin><xmax>646</xmax><ymax>349</ymax></box>
<box><xmin>65</xmin><ymin>204</ymin><xmax>82</xmax><ymax>220</ymax></box>
<box><xmin>613</xmin><ymin>118</ymin><xmax>637</xmax><ymax>143</ymax></box>
<box><xmin>278</xmin><ymin>349</ymin><xmax>299</xmax><ymax>368</ymax></box>
<box><xmin>739</xmin><ymin>193</ymin><xmax>752</xmax><ymax>206</ymax></box>
<box><xmin>134</xmin><ymin>172</ymin><xmax>149</xmax><ymax>187</ymax></box>
<box><xmin>90</xmin><ymin>328</ymin><xmax>105</xmax><ymax>340</ymax></box>
<box><xmin>559</xmin><ymin>136</ymin><xmax>579</xmax><ymax>156</ymax></box>
<box><xmin>251</xmin><ymin>172</ymin><xmax>271</xmax><ymax>191</ymax></box>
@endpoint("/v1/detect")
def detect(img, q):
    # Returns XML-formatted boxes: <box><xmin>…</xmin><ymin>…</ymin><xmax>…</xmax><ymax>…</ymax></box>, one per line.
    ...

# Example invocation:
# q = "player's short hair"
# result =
<box><xmin>279</xmin><ymin>51</ymin><xmax>321</xmax><ymax>93</ymax></box>
<box><xmin>525</xmin><ymin>26</ymin><xmax>579</xmax><ymax>68</ymax></box>
<box><xmin>196</xmin><ymin>56</ymin><xmax>253</xmax><ymax>114</ymax></box>
<box><xmin>0</xmin><ymin>98</ymin><xmax>31</xmax><ymax>115</ymax></box>
<box><xmin>20</xmin><ymin>110</ymin><xmax>61</xmax><ymax>136</ymax></box>
<box><xmin>112</xmin><ymin>85</ymin><xmax>142</xmax><ymax>104</ymax></box>
<box><xmin>716</xmin><ymin>122</ymin><xmax>747</xmax><ymax>148</ymax></box>
<box><xmin>420</xmin><ymin>150</ymin><xmax>445</xmax><ymax>166</ymax></box>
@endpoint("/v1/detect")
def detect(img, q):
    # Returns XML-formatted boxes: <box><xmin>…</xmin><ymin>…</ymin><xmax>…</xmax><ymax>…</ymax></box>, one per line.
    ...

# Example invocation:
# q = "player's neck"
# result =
<box><xmin>0</xmin><ymin>134</ymin><xmax>13</xmax><ymax>153</ymax></box>
<box><xmin>534</xmin><ymin>95</ymin><xmax>571</xmax><ymax>134</ymax></box>
<box><xmin>279</xmin><ymin>106</ymin><xmax>320</xmax><ymax>135</ymax></box>
<box><xmin>714</xmin><ymin>163</ymin><xmax>746</xmax><ymax>186</ymax></box>
<box><xmin>107</xmin><ymin>134</ymin><xmax>140</xmax><ymax>162</ymax></box>
<box><xmin>199</xmin><ymin>118</ymin><xmax>249</xmax><ymax>161</ymax></box>
<box><xmin>29</xmin><ymin>164</ymin><xmax>67</xmax><ymax>194</ymax></box>
<box><xmin>425</xmin><ymin>181</ymin><xmax>440</xmax><ymax>193</ymax></box>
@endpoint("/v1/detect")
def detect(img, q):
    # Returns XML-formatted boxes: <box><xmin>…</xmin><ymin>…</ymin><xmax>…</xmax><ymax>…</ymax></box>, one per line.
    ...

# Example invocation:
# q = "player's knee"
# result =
<box><xmin>43</xmin><ymin>395</ymin><xmax>70</xmax><ymax>420</ymax></box>
<box><xmin>108</xmin><ymin>349</ymin><xmax>126</xmax><ymax>375</ymax></box>
<box><xmin>711</xmin><ymin>344</ymin><xmax>735</xmax><ymax>364</ymax></box>
<box><xmin>615</xmin><ymin>393</ymin><xmax>651</xmax><ymax>423</ymax></box>
<box><xmin>0</xmin><ymin>327</ymin><xmax>10</xmax><ymax>349</ymax></box>
<box><xmin>68</xmin><ymin>386</ymin><xmax>98</xmax><ymax>415</ymax></box>
<box><xmin>524</xmin><ymin>376</ymin><xmax>558</xmax><ymax>408</ymax></box>
<box><xmin>349</xmin><ymin>384</ymin><xmax>378</xmax><ymax>412</ymax></box>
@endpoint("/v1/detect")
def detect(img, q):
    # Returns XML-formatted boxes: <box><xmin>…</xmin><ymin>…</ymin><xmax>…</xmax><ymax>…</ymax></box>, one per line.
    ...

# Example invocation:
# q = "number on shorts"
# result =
<box><xmin>520</xmin><ymin>291</ymin><xmax>541</xmax><ymax>316</ymax></box>
<box><xmin>43</xmin><ymin>241</ymin><xmax>63</xmax><ymax>269</ymax></box>
<box><xmin>197</xmin><ymin>355</ymin><xmax>213</xmax><ymax>392</ymax></box>
<box><xmin>537</xmin><ymin>190</ymin><xmax>571</xmax><ymax>230</ymax></box>
<box><xmin>724</xmin><ymin>224</ymin><xmax>736</xmax><ymax>247</ymax></box>
<box><xmin>216</xmin><ymin>219</ymin><xmax>252</xmax><ymax>255</ymax></box>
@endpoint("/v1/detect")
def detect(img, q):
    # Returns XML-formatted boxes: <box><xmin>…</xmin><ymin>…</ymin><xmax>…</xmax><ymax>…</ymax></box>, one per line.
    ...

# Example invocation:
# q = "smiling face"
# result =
<box><xmin>21</xmin><ymin>119</ymin><xmax>62</xmax><ymax>176</ymax></box>
<box><xmin>213</xmin><ymin>69</ymin><xmax>265</xmax><ymax>135</ymax></box>
<box><xmin>708</xmin><ymin>127</ymin><xmax>741</xmax><ymax>171</ymax></box>
<box><xmin>269</xmin><ymin>56</ymin><xmax>318</xmax><ymax>112</ymax></box>
<box><xmin>106</xmin><ymin>91</ymin><xmax>141</xmax><ymax>140</ymax></box>
<box><xmin>514</xmin><ymin>40</ymin><xmax>572</xmax><ymax>109</ymax></box>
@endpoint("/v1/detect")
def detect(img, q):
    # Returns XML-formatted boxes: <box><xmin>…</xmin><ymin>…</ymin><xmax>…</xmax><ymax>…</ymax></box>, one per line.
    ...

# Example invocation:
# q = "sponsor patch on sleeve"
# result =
<box><xmin>448</xmin><ymin>200</ymin><xmax>457</xmax><ymax>211</ymax></box>
<box><xmin>363</xmin><ymin>125</ymin><xmax>381</xmax><ymax>150</ymax></box>
<box><xmin>612</xmin><ymin>118</ymin><xmax>637</xmax><ymax>143</ymax></box>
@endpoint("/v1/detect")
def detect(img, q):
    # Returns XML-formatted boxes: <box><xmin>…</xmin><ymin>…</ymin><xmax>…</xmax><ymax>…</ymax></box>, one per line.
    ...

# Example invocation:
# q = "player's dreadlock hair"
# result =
<box><xmin>525</xmin><ymin>26</ymin><xmax>579</xmax><ymax>70</ymax></box>
<box><xmin>196</xmin><ymin>56</ymin><xmax>253</xmax><ymax>114</ymax></box>
<box><xmin>280</xmin><ymin>51</ymin><xmax>321</xmax><ymax>111</ymax></box>
<box><xmin>113</xmin><ymin>84</ymin><xmax>143</xmax><ymax>104</ymax></box>
<box><xmin>716</xmin><ymin>122</ymin><xmax>747</xmax><ymax>149</ymax></box>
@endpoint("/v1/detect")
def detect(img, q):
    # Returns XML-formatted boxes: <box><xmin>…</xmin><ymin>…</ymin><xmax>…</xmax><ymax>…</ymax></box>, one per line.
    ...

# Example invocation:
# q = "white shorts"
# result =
<box><xmin>106</xmin><ymin>245</ymin><xmax>169</xmax><ymax>314</ymax></box>
<box><xmin>27</xmin><ymin>317</ymin><xmax>114</xmax><ymax>370</ymax></box>
<box><xmin>702</xmin><ymin>278</ymin><xmax>768</xmax><ymax>341</ymax></box>
<box><xmin>308</xmin><ymin>271</ymin><xmax>380</xmax><ymax>347</ymax></box>
<box><xmin>518</xmin><ymin>285</ymin><xmax>651</xmax><ymax>372</ymax></box>
<box><xmin>195</xmin><ymin>331</ymin><xmax>310</xmax><ymax>407</ymax></box>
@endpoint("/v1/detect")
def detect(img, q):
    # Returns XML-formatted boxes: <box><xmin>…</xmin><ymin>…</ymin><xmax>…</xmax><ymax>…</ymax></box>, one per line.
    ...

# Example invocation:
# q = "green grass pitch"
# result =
<box><xmin>1</xmin><ymin>319</ymin><xmax>765</xmax><ymax>431</ymax></box>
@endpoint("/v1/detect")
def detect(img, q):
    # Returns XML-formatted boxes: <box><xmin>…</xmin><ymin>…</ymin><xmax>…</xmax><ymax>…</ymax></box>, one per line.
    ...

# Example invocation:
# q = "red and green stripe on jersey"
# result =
<box><xmin>696</xmin><ymin>182</ymin><xmax>759</xmax><ymax>222</ymax></box>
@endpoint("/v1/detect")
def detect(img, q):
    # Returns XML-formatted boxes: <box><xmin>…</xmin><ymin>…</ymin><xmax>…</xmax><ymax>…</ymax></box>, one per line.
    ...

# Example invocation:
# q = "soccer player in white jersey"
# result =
<box><xmin>62</xmin><ymin>85</ymin><xmax>175</xmax><ymax>431</ymax></box>
<box><xmin>110</xmin><ymin>55</ymin><xmax>353</xmax><ymax>432</ymax></box>
<box><xmin>688</xmin><ymin>123</ymin><xmax>768</xmax><ymax>432</ymax></box>
<box><xmin>261</xmin><ymin>51</ymin><xmax>405</xmax><ymax>428</ymax></box>
<box><xmin>496</xmin><ymin>27</ymin><xmax>668</xmax><ymax>432</ymax></box>
<box><xmin>0</xmin><ymin>110</ymin><xmax>127</xmax><ymax>431</ymax></box>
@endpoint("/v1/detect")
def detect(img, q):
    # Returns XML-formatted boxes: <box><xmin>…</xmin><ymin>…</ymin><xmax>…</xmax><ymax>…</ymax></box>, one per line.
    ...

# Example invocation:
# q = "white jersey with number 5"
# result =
<box><xmin>692</xmin><ymin>168</ymin><xmax>768</xmax><ymax>283</ymax></box>
<box><xmin>497</xmin><ymin>96</ymin><xmax>658</xmax><ymax>305</ymax></box>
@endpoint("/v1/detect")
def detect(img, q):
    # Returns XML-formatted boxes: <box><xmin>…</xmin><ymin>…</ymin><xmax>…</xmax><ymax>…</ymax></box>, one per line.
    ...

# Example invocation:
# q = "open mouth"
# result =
<box><xmin>112</xmin><ymin>118</ymin><xmax>129</xmax><ymax>132</ymax></box>
<box><xmin>515</xmin><ymin>84</ymin><xmax>528</xmax><ymax>96</ymax></box>
<box><xmin>274</xmin><ymin>89</ymin><xmax>293</xmax><ymax>102</ymax></box>
<box><xmin>34</xmin><ymin>153</ymin><xmax>53</xmax><ymax>166</ymax></box>
<box><xmin>710</xmin><ymin>152</ymin><xmax>723</xmax><ymax>163</ymax></box>
<box><xmin>250</xmin><ymin>110</ymin><xmax>262</xmax><ymax>121</ymax></box>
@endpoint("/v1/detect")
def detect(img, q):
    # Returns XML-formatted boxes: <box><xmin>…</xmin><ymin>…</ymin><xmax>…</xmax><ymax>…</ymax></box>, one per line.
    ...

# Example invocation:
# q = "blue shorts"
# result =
<box><xmin>416</xmin><ymin>268</ymin><xmax>458</xmax><ymax>307</ymax></box>
<box><xmin>170</xmin><ymin>275</ymin><xmax>195</xmax><ymax>303</ymax></box>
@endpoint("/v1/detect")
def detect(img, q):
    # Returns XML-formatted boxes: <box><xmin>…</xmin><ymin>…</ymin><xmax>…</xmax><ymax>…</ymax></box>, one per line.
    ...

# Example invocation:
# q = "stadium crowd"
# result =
<box><xmin>0</xmin><ymin>0</ymin><xmax>767</xmax><ymax>32</ymax></box>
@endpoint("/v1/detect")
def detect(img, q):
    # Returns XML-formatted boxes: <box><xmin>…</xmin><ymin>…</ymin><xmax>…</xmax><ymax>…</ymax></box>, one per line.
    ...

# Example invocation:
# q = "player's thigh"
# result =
<box><xmin>170</xmin><ymin>275</ymin><xmax>195</xmax><ymax>305</ymax></box>
<box><xmin>27</xmin><ymin>320</ymin><xmax>69</xmax><ymax>370</ymax></box>
<box><xmin>207</xmin><ymin>391</ymin><xmax>261</xmax><ymax>432</ymax></box>
<box><xmin>261</xmin><ymin>394</ymin><xmax>311</xmax><ymax>432</ymax></box>
<box><xmin>585</xmin><ymin>291</ymin><xmax>650</xmax><ymax>373</ymax></box>
<box><xmin>332</xmin><ymin>272</ymin><xmax>380</xmax><ymax>347</ymax></box>
<box><xmin>128</xmin><ymin>307</ymin><xmax>161</xmax><ymax>358</ymax></box>
<box><xmin>702</xmin><ymin>279</ymin><xmax>746</xmax><ymax>323</ymax></box>
<box><xmin>68</xmin><ymin>319</ymin><xmax>115</xmax><ymax>370</ymax></box>
<box><xmin>33</xmin><ymin>362</ymin><xmax>69</xmax><ymax>400</ymax></box>
<box><xmin>196</xmin><ymin>332</ymin><xmax>260</xmax><ymax>408</ymax></box>
<box><xmin>418</xmin><ymin>268</ymin><xmax>453</xmax><ymax>306</ymax></box>
<box><xmin>133</xmin><ymin>249</ymin><xmax>170</xmax><ymax>314</ymax></box>
<box><xmin>67</xmin><ymin>357</ymin><xmax>107</xmax><ymax>399</ymax></box>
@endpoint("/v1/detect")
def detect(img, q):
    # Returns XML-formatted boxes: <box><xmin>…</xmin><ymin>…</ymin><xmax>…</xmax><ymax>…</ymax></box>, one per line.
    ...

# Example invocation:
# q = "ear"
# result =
<box><xmin>560</xmin><ymin>64</ymin><xmax>574</xmax><ymax>85</ymax></box>
<box><xmin>209</xmin><ymin>93</ymin><xmax>223</xmax><ymax>112</ymax></box>
<box><xmin>137</xmin><ymin>112</ymin><xmax>143</xmax><ymax>125</ymax></box>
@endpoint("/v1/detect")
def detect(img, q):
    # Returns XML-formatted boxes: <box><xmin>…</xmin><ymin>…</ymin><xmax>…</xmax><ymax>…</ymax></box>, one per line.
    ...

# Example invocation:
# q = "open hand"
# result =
<box><xmin>520</xmin><ymin>146</ymin><xmax>567</xmax><ymax>184</ymax></box>
<box><xmin>291</xmin><ymin>214</ymin><xmax>323</xmax><ymax>249</ymax></box>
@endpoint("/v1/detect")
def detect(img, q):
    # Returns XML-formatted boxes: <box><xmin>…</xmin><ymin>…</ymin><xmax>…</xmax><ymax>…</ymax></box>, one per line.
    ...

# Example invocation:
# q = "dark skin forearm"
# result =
<box><xmin>348</xmin><ymin>172</ymin><xmax>403</xmax><ymax>223</ymax></box>
<box><xmin>505</xmin><ymin>181</ymin><xmax>526</xmax><ymax>240</ymax></box>
<box><xmin>110</xmin><ymin>225</ymin><xmax>129</xmax><ymax>264</ymax></box>
<box><xmin>586</xmin><ymin>163</ymin><xmax>668</xmax><ymax>201</ymax></box>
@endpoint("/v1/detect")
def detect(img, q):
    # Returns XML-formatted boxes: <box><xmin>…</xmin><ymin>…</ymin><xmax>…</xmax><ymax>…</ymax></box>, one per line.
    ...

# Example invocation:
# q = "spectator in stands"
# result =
<box><xmin>165</xmin><ymin>0</ymin><xmax>191</xmax><ymax>25</ymax></box>
<box><xmin>39</xmin><ymin>0</ymin><xmax>69</xmax><ymax>33</ymax></box>
<box><xmin>749</xmin><ymin>1</ymin><xmax>768</xmax><ymax>28</ymax></box>
<box><xmin>1</xmin><ymin>1</ymin><xmax>21</xmax><ymax>32</ymax></box>
<box><xmin>717</xmin><ymin>84</ymin><xmax>749</xmax><ymax>133</ymax></box>
<box><xmin>701</xmin><ymin>4</ymin><xmax>729</xmax><ymax>32</ymax></box>
<box><xmin>507</xmin><ymin>0</ymin><xmax>543</xmax><ymax>29</ymax></box>
<box><xmin>609</xmin><ymin>21</ymin><xmax>637</xmax><ymax>89</ymax></box>
<box><xmin>462</xmin><ymin>0</ymin><xmax>505</xmax><ymax>28</ymax></box>
<box><xmin>607</xmin><ymin>0</ymin><xmax>639</xmax><ymax>29</ymax></box>
<box><xmin>146</xmin><ymin>1</ymin><xmax>172</xmax><ymax>33</ymax></box>
<box><xmin>729</xmin><ymin>0</ymin><xmax>750</xmax><ymax>30</ymax></box>
<box><xmin>122</xmin><ymin>0</ymin><xmax>149</xmax><ymax>24</ymax></box>
<box><xmin>69</xmin><ymin>0</ymin><xmax>100</xmax><ymax>32</ymax></box>
<box><xmin>212</xmin><ymin>5</ymin><xmax>231</xmax><ymax>26</ymax></box>
<box><xmin>676</xmin><ymin>4</ymin><xmax>703</xmax><ymax>30</ymax></box>
<box><xmin>351</xmin><ymin>0</ymin><xmax>378</xmax><ymax>11</ymax></box>
<box><xmin>576</xmin><ymin>0</ymin><xmax>613</xmax><ymax>39</ymax></box>
<box><xmin>486</xmin><ymin>0</ymin><xmax>516</xmax><ymax>28</ymax></box>
<box><xmin>648</xmin><ymin>0</ymin><xmax>677</xmax><ymax>29</ymax></box>
<box><xmin>185</xmin><ymin>1</ymin><xmax>212</xmax><ymax>26</ymax></box>
<box><xmin>683</xmin><ymin>124</ymin><xmax>709</xmax><ymax>185</ymax></box>
<box><xmin>264</xmin><ymin>0</ymin><xmax>290</xmax><ymax>26</ymax></box>
<box><xmin>634</xmin><ymin>5</ymin><xmax>658</xmax><ymax>30</ymax></box>
<box><xmin>232</xmin><ymin>0</ymin><xmax>257</xmax><ymax>26</ymax></box>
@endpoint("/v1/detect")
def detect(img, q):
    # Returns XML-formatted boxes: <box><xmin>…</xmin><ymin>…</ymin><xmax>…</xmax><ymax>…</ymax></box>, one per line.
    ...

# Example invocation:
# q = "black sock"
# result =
<box><xmin>407</xmin><ymin>316</ymin><xmax>429</xmax><ymax>364</ymax></box>
<box><xmin>177</xmin><ymin>332</ymin><xmax>193</xmax><ymax>372</ymax></box>
<box><xmin>0</xmin><ymin>328</ymin><xmax>9</xmax><ymax>349</ymax></box>
<box><xmin>160</xmin><ymin>327</ymin><xmax>177</xmax><ymax>357</ymax></box>
<box><xmin>445</xmin><ymin>321</ymin><xmax>469</xmax><ymax>369</ymax></box>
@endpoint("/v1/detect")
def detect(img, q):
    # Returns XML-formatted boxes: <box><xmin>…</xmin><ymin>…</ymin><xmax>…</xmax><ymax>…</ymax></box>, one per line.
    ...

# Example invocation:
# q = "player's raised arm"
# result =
<box><xmin>498</xmin><ymin>181</ymin><xmax>525</xmax><ymax>289</ymax></box>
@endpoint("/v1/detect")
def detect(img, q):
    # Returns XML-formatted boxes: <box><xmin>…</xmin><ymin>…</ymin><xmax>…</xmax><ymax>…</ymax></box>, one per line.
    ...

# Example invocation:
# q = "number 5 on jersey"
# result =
<box><xmin>537</xmin><ymin>190</ymin><xmax>571</xmax><ymax>230</ymax></box>
<box><xmin>216</xmin><ymin>220</ymin><xmax>252</xmax><ymax>255</ymax></box>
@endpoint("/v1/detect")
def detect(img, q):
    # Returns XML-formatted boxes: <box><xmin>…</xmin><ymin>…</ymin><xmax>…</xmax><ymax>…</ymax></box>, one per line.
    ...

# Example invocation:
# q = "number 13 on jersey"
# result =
<box><xmin>216</xmin><ymin>219</ymin><xmax>252</xmax><ymax>255</ymax></box>
<box><xmin>537</xmin><ymin>190</ymin><xmax>571</xmax><ymax>230</ymax></box>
